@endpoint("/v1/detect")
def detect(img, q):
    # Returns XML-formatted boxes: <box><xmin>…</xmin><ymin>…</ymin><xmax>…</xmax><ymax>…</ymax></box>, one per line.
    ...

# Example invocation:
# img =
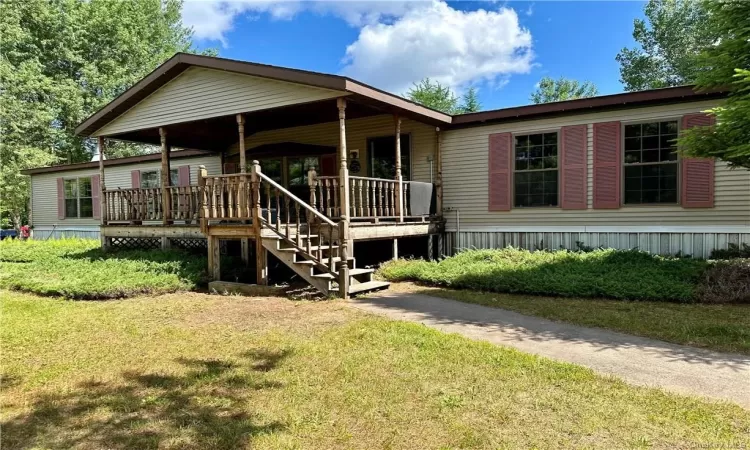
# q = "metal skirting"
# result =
<box><xmin>442</xmin><ymin>231</ymin><xmax>750</xmax><ymax>259</ymax></box>
<box><xmin>32</xmin><ymin>229</ymin><xmax>100</xmax><ymax>240</ymax></box>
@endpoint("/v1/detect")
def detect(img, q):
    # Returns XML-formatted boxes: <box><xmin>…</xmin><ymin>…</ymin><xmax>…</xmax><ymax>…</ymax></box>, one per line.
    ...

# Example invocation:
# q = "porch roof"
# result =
<box><xmin>74</xmin><ymin>53</ymin><xmax>453</xmax><ymax>141</ymax></box>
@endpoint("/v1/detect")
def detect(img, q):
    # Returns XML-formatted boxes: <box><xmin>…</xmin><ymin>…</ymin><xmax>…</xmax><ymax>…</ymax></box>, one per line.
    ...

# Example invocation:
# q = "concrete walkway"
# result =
<box><xmin>349</xmin><ymin>291</ymin><xmax>750</xmax><ymax>408</ymax></box>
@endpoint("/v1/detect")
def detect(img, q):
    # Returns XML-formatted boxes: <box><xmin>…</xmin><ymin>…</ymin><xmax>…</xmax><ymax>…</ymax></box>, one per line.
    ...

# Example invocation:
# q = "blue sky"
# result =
<box><xmin>185</xmin><ymin>1</ymin><xmax>646</xmax><ymax>111</ymax></box>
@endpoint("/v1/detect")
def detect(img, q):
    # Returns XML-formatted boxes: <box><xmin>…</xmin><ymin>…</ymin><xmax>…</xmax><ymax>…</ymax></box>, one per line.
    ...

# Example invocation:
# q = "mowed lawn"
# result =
<box><xmin>2</xmin><ymin>291</ymin><xmax>749</xmax><ymax>449</ymax></box>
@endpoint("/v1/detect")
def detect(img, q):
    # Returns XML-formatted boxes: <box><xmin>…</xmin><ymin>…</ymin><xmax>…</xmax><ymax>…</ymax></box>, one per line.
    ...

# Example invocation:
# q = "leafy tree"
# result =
<box><xmin>530</xmin><ymin>77</ymin><xmax>599</xmax><ymax>104</ymax></box>
<box><xmin>406</xmin><ymin>79</ymin><xmax>482</xmax><ymax>114</ymax></box>
<box><xmin>678</xmin><ymin>0</ymin><xmax>750</xmax><ymax>168</ymax></box>
<box><xmin>0</xmin><ymin>0</ymin><xmax>205</xmax><ymax>228</ymax></box>
<box><xmin>459</xmin><ymin>87</ymin><xmax>482</xmax><ymax>113</ymax></box>
<box><xmin>616</xmin><ymin>0</ymin><xmax>714</xmax><ymax>91</ymax></box>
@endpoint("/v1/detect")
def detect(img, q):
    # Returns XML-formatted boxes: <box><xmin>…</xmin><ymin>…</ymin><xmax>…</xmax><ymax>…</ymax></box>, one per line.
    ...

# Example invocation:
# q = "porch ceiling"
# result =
<box><xmin>109</xmin><ymin>98</ymin><xmax>385</xmax><ymax>151</ymax></box>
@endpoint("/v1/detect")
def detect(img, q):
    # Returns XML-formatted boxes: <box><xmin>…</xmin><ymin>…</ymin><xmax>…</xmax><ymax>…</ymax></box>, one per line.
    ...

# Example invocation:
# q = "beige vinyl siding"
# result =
<box><xmin>30</xmin><ymin>154</ymin><xmax>221</xmax><ymax>227</ymax></box>
<box><xmin>228</xmin><ymin>115</ymin><xmax>438</xmax><ymax>183</ymax></box>
<box><xmin>441</xmin><ymin>99</ymin><xmax>750</xmax><ymax>230</ymax></box>
<box><xmin>95</xmin><ymin>67</ymin><xmax>347</xmax><ymax>136</ymax></box>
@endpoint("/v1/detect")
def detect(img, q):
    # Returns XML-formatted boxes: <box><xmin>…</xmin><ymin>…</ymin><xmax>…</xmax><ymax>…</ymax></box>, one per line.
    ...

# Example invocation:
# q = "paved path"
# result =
<box><xmin>350</xmin><ymin>291</ymin><xmax>750</xmax><ymax>408</ymax></box>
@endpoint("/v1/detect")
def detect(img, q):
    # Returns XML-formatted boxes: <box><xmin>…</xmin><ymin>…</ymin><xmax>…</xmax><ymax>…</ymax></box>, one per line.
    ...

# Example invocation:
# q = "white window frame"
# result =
<box><xmin>512</xmin><ymin>129</ymin><xmax>560</xmax><ymax>208</ymax></box>
<box><xmin>63</xmin><ymin>177</ymin><xmax>94</xmax><ymax>219</ymax></box>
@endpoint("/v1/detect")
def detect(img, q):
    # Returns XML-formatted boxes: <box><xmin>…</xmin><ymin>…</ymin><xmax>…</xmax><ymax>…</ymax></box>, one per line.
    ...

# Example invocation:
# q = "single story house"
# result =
<box><xmin>23</xmin><ymin>53</ymin><xmax>750</xmax><ymax>296</ymax></box>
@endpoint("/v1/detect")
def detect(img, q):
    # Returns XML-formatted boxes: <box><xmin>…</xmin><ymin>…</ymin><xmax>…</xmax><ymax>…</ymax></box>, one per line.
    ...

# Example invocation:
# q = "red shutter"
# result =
<box><xmin>178</xmin><ymin>165</ymin><xmax>191</xmax><ymax>185</ymax></box>
<box><xmin>681</xmin><ymin>113</ymin><xmax>716</xmax><ymax>208</ymax></box>
<box><xmin>57</xmin><ymin>178</ymin><xmax>65</xmax><ymax>220</ymax></box>
<box><xmin>320</xmin><ymin>154</ymin><xmax>336</xmax><ymax>176</ymax></box>
<box><xmin>131</xmin><ymin>170</ymin><xmax>141</xmax><ymax>188</ymax></box>
<box><xmin>488</xmin><ymin>132</ymin><xmax>512</xmax><ymax>211</ymax></box>
<box><xmin>91</xmin><ymin>175</ymin><xmax>101</xmax><ymax>219</ymax></box>
<box><xmin>561</xmin><ymin>125</ymin><xmax>588</xmax><ymax>209</ymax></box>
<box><xmin>593</xmin><ymin>121</ymin><xmax>621</xmax><ymax>209</ymax></box>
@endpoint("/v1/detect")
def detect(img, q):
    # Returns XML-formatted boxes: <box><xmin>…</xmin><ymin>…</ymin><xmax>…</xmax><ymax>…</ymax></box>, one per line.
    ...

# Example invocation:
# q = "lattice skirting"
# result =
<box><xmin>442</xmin><ymin>231</ymin><xmax>750</xmax><ymax>259</ymax></box>
<box><xmin>171</xmin><ymin>238</ymin><xmax>208</xmax><ymax>252</ymax></box>
<box><xmin>109</xmin><ymin>237</ymin><xmax>162</xmax><ymax>250</ymax></box>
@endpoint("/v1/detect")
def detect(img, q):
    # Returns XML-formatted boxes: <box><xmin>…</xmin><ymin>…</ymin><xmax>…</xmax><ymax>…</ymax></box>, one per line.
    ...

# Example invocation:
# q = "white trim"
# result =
<box><xmin>445</xmin><ymin>225</ymin><xmax>750</xmax><ymax>233</ymax></box>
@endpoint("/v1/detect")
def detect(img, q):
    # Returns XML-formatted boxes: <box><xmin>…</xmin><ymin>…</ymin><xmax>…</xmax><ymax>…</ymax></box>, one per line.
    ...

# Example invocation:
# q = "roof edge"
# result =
<box><xmin>22</xmin><ymin>149</ymin><xmax>215</xmax><ymax>175</ymax></box>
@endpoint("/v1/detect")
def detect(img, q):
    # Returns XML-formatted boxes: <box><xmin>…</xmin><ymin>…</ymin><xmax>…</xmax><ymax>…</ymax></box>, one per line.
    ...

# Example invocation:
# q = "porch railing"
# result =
<box><xmin>311</xmin><ymin>175</ymin><xmax>414</xmax><ymax>220</ymax></box>
<box><xmin>201</xmin><ymin>174</ymin><xmax>252</xmax><ymax>221</ymax></box>
<box><xmin>104</xmin><ymin>187</ymin><xmax>163</xmax><ymax>222</ymax></box>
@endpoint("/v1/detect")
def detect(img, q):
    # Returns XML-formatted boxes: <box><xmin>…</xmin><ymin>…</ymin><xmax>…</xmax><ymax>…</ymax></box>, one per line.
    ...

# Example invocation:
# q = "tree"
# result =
<box><xmin>459</xmin><ymin>87</ymin><xmax>482</xmax><ymax>113</ymax></box>
<box><xmin>406</xmin><ymin>79</ymin><xmax>482</xmax><ymax>114</ymax></box>
<box><xmin>677</xmin><ymin>0</ymin><xmax>750</xmax><ymax>169</ymax></box>
<box><xmin>529</xmin><ymin>77</ymin><xmax>599</xmax><ymax>104</ymax></box>
<box><xmin>0</xmin><ymin>0</ymin><xmax>205</xmax><ymax>228</ymax></box>
<box><xmin>616</xmin><ymin>0</ymin><xmax>714</xmax><ymax>91</ymax></box>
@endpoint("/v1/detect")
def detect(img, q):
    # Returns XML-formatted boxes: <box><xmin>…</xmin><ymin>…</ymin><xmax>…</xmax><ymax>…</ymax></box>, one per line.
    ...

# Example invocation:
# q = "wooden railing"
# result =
<box><xmin>201</xmin><ymin>174</ymin><xmax>252</xmax><ymax>221</ymax></box>
<box><xmin>167</xmin><ymin>185</ymin><xmax>201</xmax><ymax>221</ymax></box>
<box><xmin>311</xmin><ymin>174</ymin><xmax>413</xmax><ymax>220</ymax></box>
<box><xmin>104</xmin><ymin>187</ymin><xmax>163</xmax><ymax>222</ymax></box>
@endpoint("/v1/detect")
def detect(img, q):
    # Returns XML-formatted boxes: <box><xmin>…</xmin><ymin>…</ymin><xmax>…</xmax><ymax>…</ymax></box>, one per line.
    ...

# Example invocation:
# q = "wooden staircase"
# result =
<box><xmin>261</xmin><ymin>225</ymin><xmax>389</xmax><ymax>297</ymax></box>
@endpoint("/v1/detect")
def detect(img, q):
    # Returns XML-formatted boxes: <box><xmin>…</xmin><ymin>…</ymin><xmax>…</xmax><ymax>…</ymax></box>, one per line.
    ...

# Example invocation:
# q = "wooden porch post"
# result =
<box><xmin>159</xmin><ymin>127</ymin><xmax>172</xmax><ymax>225</ymax></box>
<box><xmin>97</xmin><ymin>137</ymin><xmax>107</xmax><ymax>225</ymax></box>
<box><xmin>394</xmin><ymin>115</ymin><xmax>403</xmax><ymax>221</ymax></box>
<box><xmin>251</xmin><ymin>160</ymin><xmax>268</xmax><ymax>285</ymax></box>
<box><xmin>237</xmin><ymin>114</ymin><xmax>250</xmax><ymax>265</ymax></box>
<box><xmin>337</xmin><ymin>98</ymin><xmax>350</xmax><ymax>298</ymax></box>
<box><xmin>436</xmin><ymin>127</ymin><xmax>443</xmax><ymax>216</ymax></box>
<box><xmin>197</xmin><ymin>165</ymin><xmax>208</xmax><ymax>234</ymax></box>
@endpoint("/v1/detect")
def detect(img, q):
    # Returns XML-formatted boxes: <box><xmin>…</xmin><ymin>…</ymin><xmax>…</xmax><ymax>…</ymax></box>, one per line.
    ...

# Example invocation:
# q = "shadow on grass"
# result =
<box><xmin>1</xmin><ymin>349</ymin><xmax>290</xmax><ymax>449</ymax></box>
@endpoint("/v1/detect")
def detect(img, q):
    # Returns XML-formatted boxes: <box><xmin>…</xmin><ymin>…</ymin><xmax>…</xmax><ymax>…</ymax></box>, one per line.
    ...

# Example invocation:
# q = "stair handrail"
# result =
<box><xmin>257</xmin><ymin>172</ymin><xmax>337</xmax><ymax>227</ymax></box>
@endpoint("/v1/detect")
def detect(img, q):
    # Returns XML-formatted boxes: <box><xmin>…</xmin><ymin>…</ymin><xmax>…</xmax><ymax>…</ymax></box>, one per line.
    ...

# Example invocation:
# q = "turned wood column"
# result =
<box><xmin>159</xmin><ymin>127</ymin><xmax>172</xmax><ymax>225</ymax></box>
<box><xmin>337</xmin><ymin>98</ymin><xmax>350</xmax><ymax>298</ymax></box>
<box><xmin>250</xmin><ymin>160</ymin><xmax>268</xmax><ymax>285</ymax></box>
<box><xmin>97</xmin><ymin>136</ymin><xmax>107</xmax><ymax>225</ymax></box>
<box><xmin>237</xmin><ymin>114</ymin><xmax>250</xmax><ymax>264</ymax></box>
<box><xmin>237</xmin><ymin>114</ymin><xmax>246</xmax><ymax>173</ymax></box>
<box><xmin>394</xmin><ymin>115</ymin><xmax>403</xmax><ymax>221</ymax></box>
<box><xmin>436</xmin><ymin>127</ymin><xmax>443</xmax><ymax>216</ymax></box>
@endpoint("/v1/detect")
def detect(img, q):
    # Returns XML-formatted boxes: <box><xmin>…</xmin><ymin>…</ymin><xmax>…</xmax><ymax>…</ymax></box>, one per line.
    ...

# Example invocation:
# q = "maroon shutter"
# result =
<box><xmin>681</xmin><ymin>113</ymin><xmax>716</xmax><ymax>208</ymax></box>
<box><xmin>178</xmin><ymin>165</ymin><xmax>190</xmax><ymax>185</ymax></box>
<box><xmin>131</xmin><ymin>170</ymin><xmax>141</xmax><ymax>188</ymax></box>
<box><xmin>488</xmin><ymin>132</ymin><xmax>512</xmax><ymax>211</ymax></box>
<box><xmin>320</xmin><ymin>154</ymin><xmax>336</xmax><ymax>176</ymax></box>
<box><xmin>560</xmin><ymin>125</ymin><xmax>588</xmax><ymax>209</ymax></box>
<box><xmin>593</xmin><ymin>121</ymin><xmax>621</xmax><ymax>209</ymax></box>
<box><xmin>91</xmin><ymin>175</ymin><xmax>101</xmax><ymax>219</ymax></box>
<box><xmin>57</xmin><ymin>178</ymin><xmax>65</xmax><ymax>219</ymax></box>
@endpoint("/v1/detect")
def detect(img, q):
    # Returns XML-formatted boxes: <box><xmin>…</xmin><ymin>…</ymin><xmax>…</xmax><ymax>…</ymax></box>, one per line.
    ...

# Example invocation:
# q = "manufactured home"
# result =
<box><xmin>24</xmin><ymin>53</ymin><xmax>750</xmax><ymax>297</ymax></box>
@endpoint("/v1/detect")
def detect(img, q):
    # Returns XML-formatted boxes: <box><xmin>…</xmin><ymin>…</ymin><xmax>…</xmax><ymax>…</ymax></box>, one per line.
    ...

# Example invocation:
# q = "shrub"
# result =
<box><xmin>378</xmin><ymin>247</ymin><xmax>708</xmax><ymax>302</ymax></box>
<box><xmin>0</xmin><ymin>238</ymin><xmax>206</xmax><ymax>299</ymax></box>
<box><xmin>696</xmin><ymin>259</ymin><xmax>750</xmax><ymax>304</ymax></box>
<box><xmin>710</xmin><ymin>243</ymin><xmax>750</xmax><ymax>260</ymax></box>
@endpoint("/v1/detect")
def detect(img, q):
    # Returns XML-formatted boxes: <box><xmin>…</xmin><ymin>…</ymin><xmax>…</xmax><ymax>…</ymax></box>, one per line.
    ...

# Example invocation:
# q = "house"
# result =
<box><xmin>24</xmin><ymin>53</ymin><xmax>750</xmax><ymax>297</ymax></box>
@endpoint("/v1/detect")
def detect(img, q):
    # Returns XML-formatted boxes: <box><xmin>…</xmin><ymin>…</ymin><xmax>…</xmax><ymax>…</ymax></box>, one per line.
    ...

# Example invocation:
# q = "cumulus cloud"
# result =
<box><xmin>341</xmin><ymin>1</ymin><xmax>534</xmax><ymax>94</ymax></box>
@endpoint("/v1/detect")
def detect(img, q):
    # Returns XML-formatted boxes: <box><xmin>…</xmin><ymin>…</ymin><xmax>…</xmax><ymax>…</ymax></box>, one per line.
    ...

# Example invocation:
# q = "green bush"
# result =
<box><xmin>696</xmin><ymin>259</ymin><xmax>750</xmax><ymax>304</ymax></box>
<box><xmin>378</xmin><ymin>248</ymin><xmax>708</xmax><ymax>302</ymax></box>
<box><xmin>0</xmin><ymin>238</ymin><xmax>206</xmax><ymax>299</ymax></box>
<box><xmin>710</xmin><ymin>243</ymin><xmax>750</xmax><ymax>260</ymax></box>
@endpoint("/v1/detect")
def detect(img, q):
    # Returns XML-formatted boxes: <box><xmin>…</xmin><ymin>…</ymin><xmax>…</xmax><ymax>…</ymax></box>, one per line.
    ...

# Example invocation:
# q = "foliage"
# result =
<box><xmin>529</xmin><ymin>77</ymin><xmax>598</xmax><ymax>104</ymax></box>
<box><xmin>3</xmin><ymin>291</ymin><xmax>749</xmax><ymax>448</ymax></box>
<box><xmin>378</xmin><ymin>248</ymin><xmax>707</xmax><ymax>302</ymax></box>
<box><xmin>0</xmin><ymin>0</ymin><xmax>207</xmax><ymax>227</ymax></box>
<box><xmin>405</xmin><ymin>78</ymin><xmax>482</xmax><ymax>114</ymax></box>
<box><xmin>677</xmin><ymin>1</ymin><xmax>750</xmax><ymax>168</ymax></box>
<box><xmin>616</xmin><ymin>0</ymin><xmax>714</xmax><ymax>91</ymax></box>
<box><xmin>711</xmin><ymin>243</ymin><xmax>750</xmax><ymax>260</ymax></box>
<box><xmin>0</xmin><ymin>238</ymin><xmax>205</xmax><ymax>299</ymax></box>
<box><xmin>696</xmin><ymin>259</ymin><xmax>750</xmax><ymax>304</ymax></box>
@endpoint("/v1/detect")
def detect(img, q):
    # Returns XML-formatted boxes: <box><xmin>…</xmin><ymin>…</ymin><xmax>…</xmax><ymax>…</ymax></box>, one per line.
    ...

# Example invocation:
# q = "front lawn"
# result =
<box><xmin>389</xmin><ymin>282</ymin><xmax>750</xmax><ymax>355</ymax></box>
<box><xmin>0</xmin><ymin>238</ymin><xmax>205</xmax><ymax>299</ymax></box>
<box><xmin>2</xmin><ymin>290</ymin><xmax>749</xmax><ymax>449</ymax></box>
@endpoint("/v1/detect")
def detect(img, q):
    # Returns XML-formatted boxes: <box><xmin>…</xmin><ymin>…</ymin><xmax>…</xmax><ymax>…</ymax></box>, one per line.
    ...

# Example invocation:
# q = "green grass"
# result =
<box><xmin>0</xmin><ymin>238</ymin><xmax>206</xmax><ymax>299</ymax></box>
<box><xmin>389</xmin><ymin>282</ymin><xmax>750</xmax><ymax>355</ymax></box>
<box><xmin>2</xmin><ymin>290</ymin><xmax>749</xmax><ymax>449</ymax></box>
<box><xmin>379</xmin><ymin>248</ymin><xmax>708</xmax><ymax>302</ymax></box>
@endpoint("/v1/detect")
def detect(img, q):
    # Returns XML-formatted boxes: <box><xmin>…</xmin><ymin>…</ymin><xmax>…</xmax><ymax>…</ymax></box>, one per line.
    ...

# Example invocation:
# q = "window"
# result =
<box><xmin>288</xmin><ymin>157</ymin><xmax>319</xmax><ymax>186</ymax></box>
<box><xmin>140</xmin><ymin>169</ymin><xmax>178</xmax><ymax>188</ymax></box>
<box><xmin>514</xmin><ymin>132</ymin><xmax>558</xmax><ymax>207</ymax></box>
<box><xmin>258</xmin><ymin>159</ymin><xmax>283</xmax><ymax>184</ymax></box>
<box><xmin>64</xmin><ymin>177</ymin><xmax>93</xmax><ymax>218</ymax></box>
<box><xmin>623</xmin><ymin>120</ymin><xmax>678</xmax><ymax>204</ymax></box>
<box><xmin>368</xmin><ymin>134</ymin><xmax>411</xmax><ymax>180</ymax></box>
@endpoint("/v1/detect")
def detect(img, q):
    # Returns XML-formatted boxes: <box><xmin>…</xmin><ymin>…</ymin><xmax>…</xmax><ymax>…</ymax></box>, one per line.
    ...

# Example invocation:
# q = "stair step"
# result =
<box><xmin>348</xmin><ymin>280</ymin><xmax>391</xmax><ymax>295</ymax></box>
<box><xmin>278</xmin><ymin>245</ymin><xmax>338</xmax><ymax>253</ymax></box>
<box><xmin>295</xmin><ymin>257</ymin><xmax>352</xmax><ymax>266</ymax></box>
<box><xmin>310</xmin><ymin>268</ymin><xmax>375</xmax><ymax>280</ymax></box>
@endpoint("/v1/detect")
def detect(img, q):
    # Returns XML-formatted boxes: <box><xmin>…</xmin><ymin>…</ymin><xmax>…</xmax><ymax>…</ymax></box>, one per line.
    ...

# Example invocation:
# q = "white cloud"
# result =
<box><xmin>182</xmin><ymin>0</ymin><xmax>426</xmax><ymax>45</ymax></box>
<box><xmin>341</xmin><ymin>1</ymin><xmax>533</xmax><ymax>94</ymax></box>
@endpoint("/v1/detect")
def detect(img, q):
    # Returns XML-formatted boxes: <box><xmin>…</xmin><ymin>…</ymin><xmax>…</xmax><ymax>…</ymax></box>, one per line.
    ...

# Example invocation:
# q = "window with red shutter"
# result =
<box><xmin>593</xmin><ymin>121</ymin><xmax>621</xmax><ymax>209</ymax></box>
<box><xmin>560</xmin><ymin>125</ymin><xmax>587</xmax><ymax>210</ymax></box>
<box><xmin>681</xmin><ymin>113</ymin><xmax>716</xmax><ymax>208</ymax></box>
